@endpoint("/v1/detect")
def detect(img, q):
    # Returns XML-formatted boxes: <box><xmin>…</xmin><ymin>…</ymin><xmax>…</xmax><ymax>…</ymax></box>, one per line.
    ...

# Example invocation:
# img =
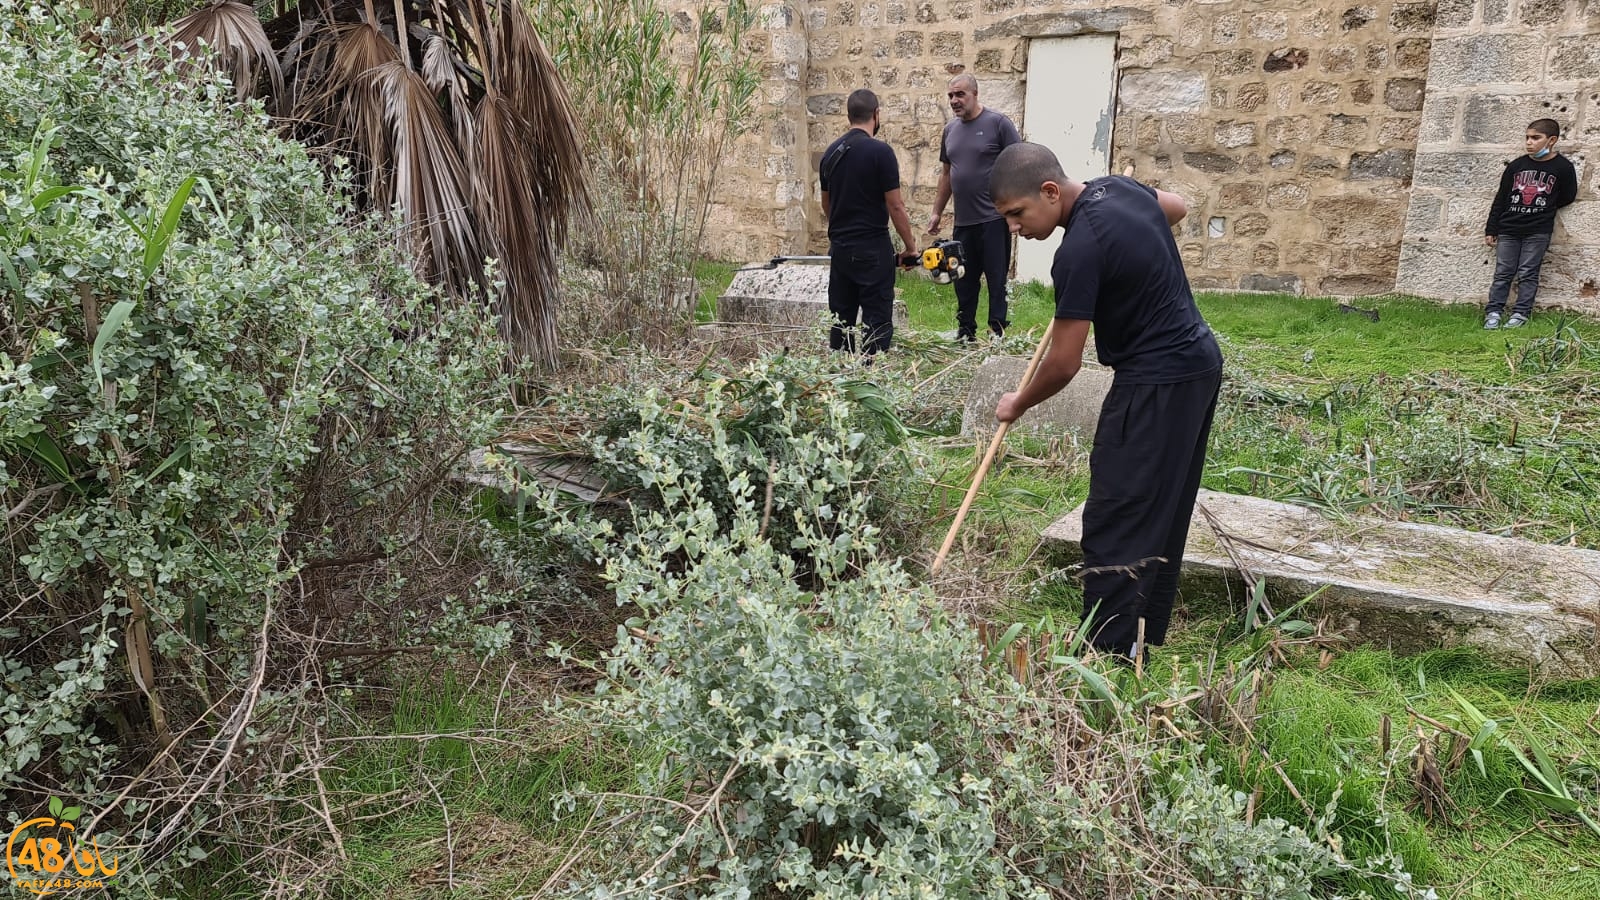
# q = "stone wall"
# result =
<box><xmin>1395</xmin><ymin>0</ymin><xmax>1600</xmax><ymax>313</ymax></box>
<box><xmin>671</xmin><ymin>0</ymin><xmax>1591</xmax><ymax>304</ymax></box>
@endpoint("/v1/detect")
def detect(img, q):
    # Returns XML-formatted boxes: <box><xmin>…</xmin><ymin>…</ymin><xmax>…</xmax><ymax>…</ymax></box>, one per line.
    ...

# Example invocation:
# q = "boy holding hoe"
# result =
<box><xmin>991</xmin><ymin>142</ymin><xmax>1222</xmax><ymax>663</ymax></box>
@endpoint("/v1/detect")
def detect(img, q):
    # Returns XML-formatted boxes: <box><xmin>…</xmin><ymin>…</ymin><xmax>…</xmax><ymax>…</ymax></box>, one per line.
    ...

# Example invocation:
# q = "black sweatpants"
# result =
<box><xmin>953</xmin><ymin>217</ymin><xmax>1011</xmax><ymax>339</ymax></box>
<box><xmin>827</xmin><ymin>239</ymin><xmax>896</xmax><ymax>354</ymax></box>
<box><xmin>1079</xmin><ymin>370</ymin><xmax>1222</xmax><ymax>659</ymax></box>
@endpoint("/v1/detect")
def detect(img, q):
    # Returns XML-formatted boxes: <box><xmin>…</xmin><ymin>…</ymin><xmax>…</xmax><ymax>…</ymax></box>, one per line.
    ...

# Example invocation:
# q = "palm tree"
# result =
<box><xmin>167</xmin><ymin>0</ymin><xmax>586</xmax><ymax>367</ymax></box>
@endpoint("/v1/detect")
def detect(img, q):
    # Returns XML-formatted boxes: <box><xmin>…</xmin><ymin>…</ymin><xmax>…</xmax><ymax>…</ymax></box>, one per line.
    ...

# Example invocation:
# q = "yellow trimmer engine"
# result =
<box><xmin>920</xmin><ymin>239</ymin><xmax>966</xmax><ymax>284</ymax></box>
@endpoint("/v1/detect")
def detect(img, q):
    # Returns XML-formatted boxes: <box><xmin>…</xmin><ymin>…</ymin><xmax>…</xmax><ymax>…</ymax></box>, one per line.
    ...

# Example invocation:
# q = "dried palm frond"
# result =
<box><xmin>166</xmin><ymin>0</ymin><xmax>284</xmax><ymax>104</ymax></box>
<box><xmin>159</xmin><ymin>0</ymin><xmax>588</xmax><ymax>368</ymax></box>
<box><xmin>357</xmin><ymin>60</ymin><xmax>482</xmax><ymax>298</ymax></box>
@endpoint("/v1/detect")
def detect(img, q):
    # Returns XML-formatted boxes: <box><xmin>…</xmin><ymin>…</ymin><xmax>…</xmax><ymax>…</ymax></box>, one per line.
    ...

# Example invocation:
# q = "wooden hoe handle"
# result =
<box><xmin>931</xmin><ymin>325</ymin><xmax>1054</xmax><ymax>575</ymax></box>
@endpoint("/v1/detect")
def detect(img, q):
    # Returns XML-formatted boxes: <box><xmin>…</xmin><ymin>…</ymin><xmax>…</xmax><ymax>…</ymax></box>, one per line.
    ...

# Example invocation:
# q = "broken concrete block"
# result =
<box><xmin>1042</xmin><ymin>489</ymin><xmax>1600</xmax><ymax>678</ymax></box>
<box><xmin>961</xmin><ymin>354</ymin><xmax>1113</xmax><ymax>442</ymax></box>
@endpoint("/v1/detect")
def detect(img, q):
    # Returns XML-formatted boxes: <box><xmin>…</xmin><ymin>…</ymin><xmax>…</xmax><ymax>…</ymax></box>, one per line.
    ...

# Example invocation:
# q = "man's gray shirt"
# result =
<box><xmin>939</xmin><ymin>107</ymin><xmax>1021</xmax><ymax>226</ymax></box>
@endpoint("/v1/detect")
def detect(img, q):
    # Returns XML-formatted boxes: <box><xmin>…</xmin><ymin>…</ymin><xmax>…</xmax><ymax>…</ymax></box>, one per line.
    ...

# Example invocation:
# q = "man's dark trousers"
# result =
<box><xmin>953</xmin><ymin>217</ymin><xmax>1010</xmax><ymax>339</ymax></box>
<box><xmin>1079</xmin><ymin>370</ymin><xmax>1222</xmax><ymax>659</ymax></box>
<box><xmin>828</xmin><ymin>238</ymin><xmax>896</xmax><ymax>354</ymax></box>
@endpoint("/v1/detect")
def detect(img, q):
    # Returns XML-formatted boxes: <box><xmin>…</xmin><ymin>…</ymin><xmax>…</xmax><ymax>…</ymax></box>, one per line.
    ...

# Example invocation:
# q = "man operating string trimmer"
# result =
<box><xmin>986</xmin><ymin>143</ymin><xmax>1223</xmax><ymax>666</ymax></box>
<box><xmin>818</xmin><ymin>88</ymin><xmax>922</xmax><ymax>356</ymax></box>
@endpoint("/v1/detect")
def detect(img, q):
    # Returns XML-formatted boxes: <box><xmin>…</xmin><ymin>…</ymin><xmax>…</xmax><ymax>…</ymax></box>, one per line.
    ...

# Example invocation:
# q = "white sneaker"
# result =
<box><xmin>1505</xmin><ymin>313</ymin><xmax>1528</xmax><ymax>329</ymax></box>
<box><xmin>1483</xmin><ymin>312</ymin><xmax>1501</xmax><ymax>329</ymax></box>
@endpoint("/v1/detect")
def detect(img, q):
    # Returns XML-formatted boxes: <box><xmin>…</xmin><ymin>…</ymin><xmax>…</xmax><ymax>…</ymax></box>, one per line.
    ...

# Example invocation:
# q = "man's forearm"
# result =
<box><xmin>890</xmin><ymin>206</ymin><xmax>918</xmax><ymax>251</ymax></box>
<box><xmin>1013</xmin><ymin>355</ymin><xmax>1078</xmax><ymax>413</ymax></box>
<box><xmin>932</xmin><ymin>172</ymin><xmax>952</xmax><ymax>217</ymax></box>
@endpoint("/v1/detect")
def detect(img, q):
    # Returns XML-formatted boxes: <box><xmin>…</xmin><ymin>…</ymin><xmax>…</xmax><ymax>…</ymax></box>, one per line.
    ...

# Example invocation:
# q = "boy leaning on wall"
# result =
<box><xmin>1481</xmin><ymin>118</ymin><xmax>1579</xmax><ymax>330</ymax></box>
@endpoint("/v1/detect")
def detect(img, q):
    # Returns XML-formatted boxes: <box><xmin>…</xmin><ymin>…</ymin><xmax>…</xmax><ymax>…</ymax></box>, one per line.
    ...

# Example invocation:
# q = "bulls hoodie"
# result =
<box><xmin>1485</xmin><ymin>152</ymin><xmax>1578</xmax><ymax>237</ymax></box>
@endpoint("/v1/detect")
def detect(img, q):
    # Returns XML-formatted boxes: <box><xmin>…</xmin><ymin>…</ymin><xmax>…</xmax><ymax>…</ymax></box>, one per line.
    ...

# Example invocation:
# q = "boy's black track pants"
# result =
<box><xmin>1079</xmin><ymin>370</ymin><xmax>1222</xmax><ymax>659</ymax></box>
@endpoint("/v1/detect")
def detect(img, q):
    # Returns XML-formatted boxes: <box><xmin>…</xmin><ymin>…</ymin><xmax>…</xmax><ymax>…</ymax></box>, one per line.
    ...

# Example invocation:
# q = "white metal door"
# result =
<box><xmin>1016</xmin><ymin>35</ymin><xmax>1118</xmax><ymax>284</ymax></box>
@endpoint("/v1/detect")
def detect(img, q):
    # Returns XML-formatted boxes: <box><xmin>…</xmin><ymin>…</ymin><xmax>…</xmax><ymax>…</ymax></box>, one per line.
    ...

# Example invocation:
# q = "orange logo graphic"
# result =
<box><xmin>6</xmin><ymin>798</ymin><xmax>119</xmax><ymax>895</ymax></box>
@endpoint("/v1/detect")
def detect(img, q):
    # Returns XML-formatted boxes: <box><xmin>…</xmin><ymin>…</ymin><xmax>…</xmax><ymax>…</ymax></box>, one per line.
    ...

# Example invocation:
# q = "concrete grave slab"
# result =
<box><xmin>1042</xmin><ymin>489</ymin><xmax>1600</xmax><ymax>677</ymax></box>
<box><xmin>716</xmin><ymin>261</ymin><xmax>907</xmax><ymax>330</ymax></box>
<box><xmin>960</xmin><ymin>354</ymin><xmax>1112</xmax><ymax>441</ymax></box>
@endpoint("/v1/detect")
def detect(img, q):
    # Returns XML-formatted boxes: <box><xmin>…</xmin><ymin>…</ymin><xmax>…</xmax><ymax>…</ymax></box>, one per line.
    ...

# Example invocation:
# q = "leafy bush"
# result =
<box><xmin>537</xmin><ymin>361</ymin><xmax>1435</xmax><ymax>898</ymax></box>
<box><xmin>1</xmin><ymin>5</ymin><xmax>536</xmax><ymax>885</ymax></box>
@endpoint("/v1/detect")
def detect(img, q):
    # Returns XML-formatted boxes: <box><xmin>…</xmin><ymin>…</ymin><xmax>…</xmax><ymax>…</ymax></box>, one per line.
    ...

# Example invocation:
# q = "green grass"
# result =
<box><xmin>176</xmin><ymin>669</ymin><xmax>637</xmax><ymax>899</ymax></box>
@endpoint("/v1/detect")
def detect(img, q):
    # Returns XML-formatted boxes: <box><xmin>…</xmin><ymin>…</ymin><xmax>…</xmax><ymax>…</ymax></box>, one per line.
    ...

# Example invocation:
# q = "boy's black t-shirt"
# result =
<box><xmin>820</xmin><ymin>129</ymin><xmax>900</xmax><ymax>247</ymax></box>
<box><xmin>1052</xmin><ymin>176</ymin><xmax>1222</xmax><ymax>384</ymax></box>
<box><xmin>1485</xmin><ymin>153</ymin><xmax>1579</xmax><ymax>237</ymax></box>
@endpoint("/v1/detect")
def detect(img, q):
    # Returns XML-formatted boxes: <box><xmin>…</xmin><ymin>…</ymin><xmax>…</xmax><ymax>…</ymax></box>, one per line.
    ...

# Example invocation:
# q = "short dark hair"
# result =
<box><xmin>847</xmin><ymin>89</ymin><xmax>880</xmax><ymax>125</ymax></box>
<box><xmin>990</xmin><ymin>141</ymin><xmax>1067</xmax><ymax>204</ymax></box>
<box><xmin>1528</xmin><ymin>118</ymin><xmax>1560</xmax><ymax>138</ymax></box>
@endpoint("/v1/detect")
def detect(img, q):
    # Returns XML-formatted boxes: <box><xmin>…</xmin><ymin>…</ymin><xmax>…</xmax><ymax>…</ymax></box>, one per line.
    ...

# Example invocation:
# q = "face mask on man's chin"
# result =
<box><xmin>1533</xmin><ymin>147</ymin><xmax>1552</xmax><ymax>158</ymax></box>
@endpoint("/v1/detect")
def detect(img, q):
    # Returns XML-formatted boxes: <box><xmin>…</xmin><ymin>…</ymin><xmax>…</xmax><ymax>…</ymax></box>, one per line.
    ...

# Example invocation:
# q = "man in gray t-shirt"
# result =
<box><xmin>928</xmin><ymin>74</ymin><xmax>1021</xmax><ymax>343</ymax></box>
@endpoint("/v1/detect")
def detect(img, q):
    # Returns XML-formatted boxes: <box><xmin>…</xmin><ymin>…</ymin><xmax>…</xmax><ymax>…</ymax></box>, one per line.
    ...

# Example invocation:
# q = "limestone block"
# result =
<box><xmin>1252</xmin><ymin>242</ymin><xmax>1280</xmax><ymax>267</ymax></box>
<box><xmin>1351</xmin><ymin>80</ymin><xmax>1376</xmax><ymax>105</ymax></box>
<box><xmin>1302</xmin><ymin>81</ymin><xmax>1342</xmax><ymax>105</ymax></box>
<box><xmin>1339</xmin><ymin>6</ymin><xmax>1377</xmax><ymax>31</ymax></box>
<box><xmin>1320</xmin><ymin>44</ymin><xmax>1359</xmax><ymax>74</ymax></box>
<box><xmin>1320</xmin><ymin>272</ymin><xmax>1396</xmax><ymax>295</ymax></box>
<box><xmin>1463</xmin><ymin>93</ymin><xmax>1548</xmax><ymax>144</ymax></box>
<box><xmin>960</xmin><ymin>355</ymin><xmax>1112</xmax><ymax>441</ymax></box>
<box><xmin>1389</xmin><ymin>1</ymin><xmax>1437</xmax><ymax>32</ymax></box>
<box><xmin>1214</xmin><ymin>121</ymin><xmax>1257</xmax><ymax>148</ymax></box>
<box><xmin>1300</xmin><ymin>8</ymin><xmax>1334</xmax><ymax>37</ymax></box>
<box><xmin>1481</xmin><ymin>0</ymin><xmax>1509</xmax><ymax>23</ymax></box>
<box><xmin>1269</xmin><ymin>149</ymin><xmax>1296</xmax><ymax>169</ymax></box>
<box><xmin>1183</xmin><ymin>151</ymin><xmax>1239</xmax><ymax>174</ymax></box>
<box><xmin>1265</xmin><ymin>115</ymin><xmax>1313</xmax><ymax>145</ymax></box>
<box><xmin>1552</xmin><ymin>36</ymin><xmax>1600</xmax><ymax>79</ymax></box>
<box><xmin>1394</xmin><ymin>37</ymin><xmax>1432</xmax><ymax>71</ymax></box>
<box><xmin>980</xmin><ymin>81</ymin><xmax>1024</xmax><ymax>118</ymax></box>
<box><xmin>1427</xmin><ymin>35</ymin><xmax>1544</xmax><ymax>86</ymax></box>
<box><xmin>1313</xmin><ymin>196</ymin><xmax>1404</xmax><ymax>242</ymax></box>
<box><xmin>1378</xmin><ymin>116</ymin><xmax>1419</xmax><ymax>144</ymax></box>
<box><xmin>1350</xmin><ymin>149</ymin><xmax>1416</xmax><ymax>179</ymax></box>
<box><xmin>1433</xmin><ymin>0</ymin><xmax>1473</xmax><ymax>27</ymax></box>
<box><xmin>1240</xmin><ymin>273</ymin><xmax>1304</xmax><ymax>293</ymax></box>
<box><xmin>1041</xmin><ymin>490</ymin><xmax>1600</xmax><ymax>677</ymax></box>
<box><xmin>1235</xmin><ymin>212</ymin><xmax>1271</xmax><ymax>236</ymax></box>
<box><xmin>1411</xmin><ymin>150</ymin><xmax>1513</xmax><ymax>191</ymax></box>
<box><xmin>1383</xmin><ymin>78</ymin><xmax>1426</xmax><ymax>112</ymax></box>
<box><xmin>1266</xmin><ymin>182</ymin><xmax>1311</xmax><ymax>209</ymax></box>
<box><xmin>1120</xmin><ymin>70</ymin><xmax>1206</xmax><ymax>112</ymax></box>
<box><xmin>1418</xmin><ymin>96</ymin><xmax>1459</xmax><ymax>144</ymax></box>
<box><xmin>1248</xmin><ymin>10</ymin><xmax>1289</xmax><ymax>41</ymax></box>
<box><xmin>1396</xmin><ymin>237</ymin><xmax>1491</xmax><ymax>300</ymax></box>
<box><xmin>1211</xmin><ymin>12</ymin><xmax>1240</xmax><ymax>43</ymax></box>
<box><xmin>1218</xmin><ymin>182</ymin><xmax>1264</xmax><ymax>207</ymax></box>
<box><xmin>1520</xmin><ymin>0</ymin><xmax>1567</xmax><ymax>25</ymax></box>
<box><xmin>1320</xmin><ymin>113</ymin><xmax>1370</xmax><ymax>147</ymax></box>
<box><xmin>1402</xmin><ymin>193</ymin><xmax>1445</xmax><ymax>232</ymax></box>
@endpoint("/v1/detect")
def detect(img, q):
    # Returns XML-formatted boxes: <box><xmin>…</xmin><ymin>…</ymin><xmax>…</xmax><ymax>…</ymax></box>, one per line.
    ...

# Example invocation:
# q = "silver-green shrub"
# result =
<box><xmin>544</xmin><ymin>358</ymin><xmax>1435</xmax><ymax>898</ymax></box>
<box><xmin>1</xmin><ymin>3</ymin><xmax>527</xmax><ymax>879</ymax></box>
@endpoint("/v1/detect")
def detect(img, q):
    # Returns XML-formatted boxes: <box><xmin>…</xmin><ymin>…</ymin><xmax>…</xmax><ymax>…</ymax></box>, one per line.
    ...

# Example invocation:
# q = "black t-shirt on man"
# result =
<box><xmin>1052</xmin><ymin>176</ymin><xmax>1222</xmax><ymax>384</ymax></box>
<box><xmin>820</xmin><ymin>129</ymin><xmax>900</xmax><ymax>248</ymax></box>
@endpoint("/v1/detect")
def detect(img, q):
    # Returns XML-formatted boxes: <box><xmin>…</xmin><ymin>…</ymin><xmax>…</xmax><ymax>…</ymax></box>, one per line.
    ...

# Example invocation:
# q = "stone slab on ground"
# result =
<box><xmin>716</xmin><ymin>261</ymin><xmax>907</xmax><ymax>330</ymax></box>
<box><xmin>1041</xmin><ymin>489</ymin><xmax>1600</xmax><ymax>677</ymax></box>
<box><xmin>960</xmin><ymin>354</ymin><xmax>1112</xmax><ymax>441</ymax></box>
